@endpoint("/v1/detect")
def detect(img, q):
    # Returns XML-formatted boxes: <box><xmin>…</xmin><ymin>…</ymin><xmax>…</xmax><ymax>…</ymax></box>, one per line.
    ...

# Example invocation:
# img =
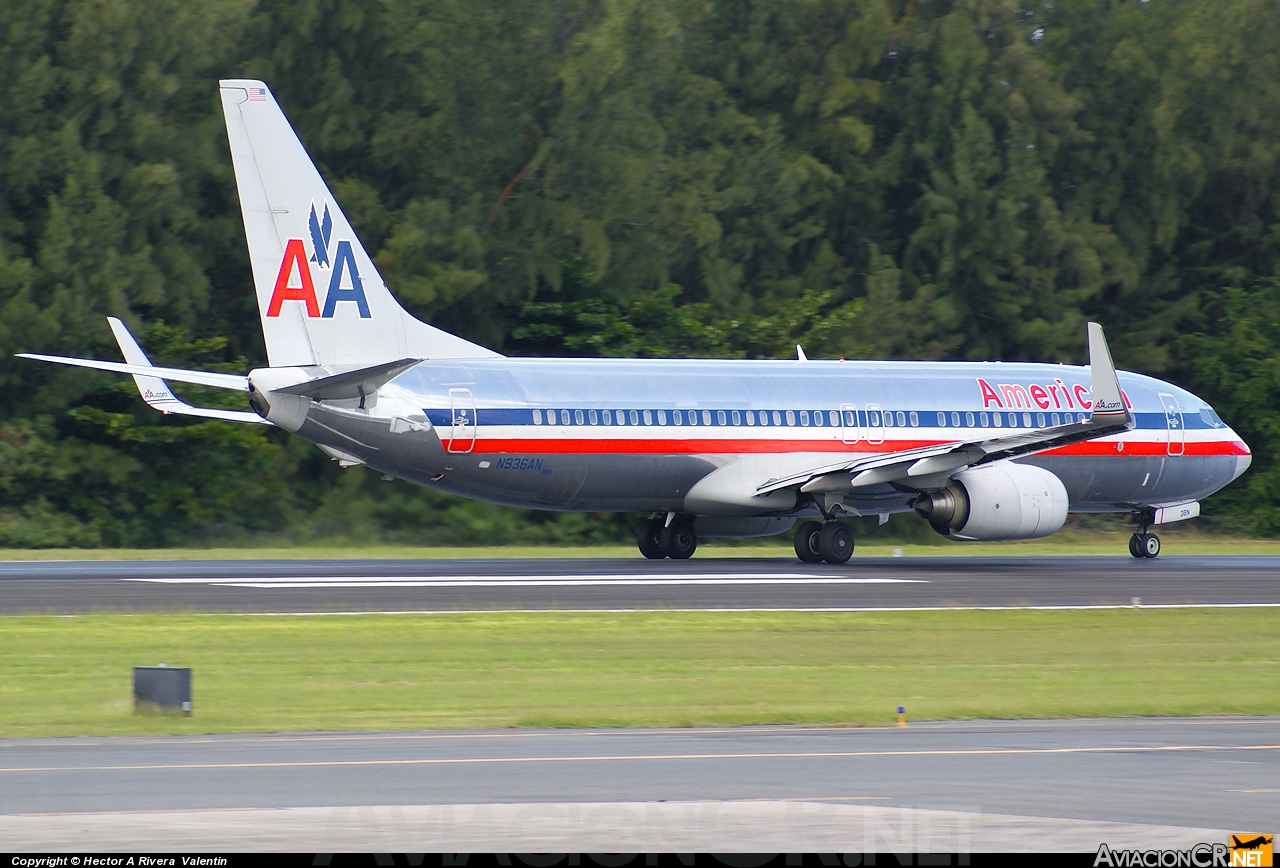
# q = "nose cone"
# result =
<box><xmin>1227</xmin><ymin>428</ymin><xmax>1251</xmax><ymax>483</ymax></box>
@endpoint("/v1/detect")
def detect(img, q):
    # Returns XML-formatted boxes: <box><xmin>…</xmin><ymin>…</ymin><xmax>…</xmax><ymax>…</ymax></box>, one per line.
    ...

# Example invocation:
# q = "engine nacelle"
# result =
<box><xmin>912</xmin><ymin>463</ymin><xmax>1069</xmax><ymax>541</ymax></box>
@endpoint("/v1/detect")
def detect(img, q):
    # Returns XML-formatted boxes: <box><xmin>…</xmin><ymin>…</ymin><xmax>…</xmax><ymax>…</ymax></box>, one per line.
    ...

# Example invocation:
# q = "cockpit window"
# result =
<box><xmin>1199</xmin><ymin>407</ymin><xmax>1224</xmax><ymax>428</ymax></box>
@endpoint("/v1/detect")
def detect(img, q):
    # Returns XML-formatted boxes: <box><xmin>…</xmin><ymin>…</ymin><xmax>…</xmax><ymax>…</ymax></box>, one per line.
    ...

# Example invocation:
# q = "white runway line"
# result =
<box><xmin>124</xmin><ymin>573</ymin><xmax>928</xmax><ymax>589</ymax></box>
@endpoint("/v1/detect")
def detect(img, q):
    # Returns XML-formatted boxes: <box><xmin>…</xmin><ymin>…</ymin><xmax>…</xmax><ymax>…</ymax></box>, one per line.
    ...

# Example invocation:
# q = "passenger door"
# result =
<box><xmin>448</xmin><ymin>387</ymin><xmax>476</xmax><ymax>454</ymax></box>
<box><xmin>1159</xmin><ymin>393</ymin><xmax>1184</xmax><ymax>457</ymax></box>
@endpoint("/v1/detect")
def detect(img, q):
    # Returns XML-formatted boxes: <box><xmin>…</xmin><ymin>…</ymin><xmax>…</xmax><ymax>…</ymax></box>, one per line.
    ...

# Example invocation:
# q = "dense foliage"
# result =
<box><xmin>1</xmin><ymin>0</ymin><xmax>1277</xmax><ymax>546</ymax></box>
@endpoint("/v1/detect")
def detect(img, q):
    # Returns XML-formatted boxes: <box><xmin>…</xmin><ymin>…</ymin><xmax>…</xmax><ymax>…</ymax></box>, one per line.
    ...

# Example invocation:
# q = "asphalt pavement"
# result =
<box><xmin>1</xmin><ymin>718</ymin><xmax>1275</xmax><ymax>850</ymax></box>
<box><xmin>1</xmin><ymin>555</ymin><xmax>1278</xmax><ymax>612</ymax></box>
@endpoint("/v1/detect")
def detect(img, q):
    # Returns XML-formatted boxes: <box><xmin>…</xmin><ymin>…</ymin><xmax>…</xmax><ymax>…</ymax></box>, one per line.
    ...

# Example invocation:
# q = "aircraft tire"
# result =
<box><xmin>818</xmin><ymin>521</ymin><xmax>854</xmax><ymax>564</ymax></box>
<box><xmin>794</xmin><ymin>521</ymin><xmax>824</xmax><ymax>563</ymax></box>
<box><xmin>1141</xmin><ymin>533</ymin><xmax>1161</xmax><ymax>558</ymax></box>
<box><xmin>661</xmin><ymin>522</ymin><xmax>698</xmax><ymax>559</ymax></box>
<box><xmin>638</xmin><ymin>519</ymin><xmax>667</xmax><ymax>559</ymax></box>
<box><xmin>1128</xmin><ymin>533</ymin><xmax>1144</xmax><ymax>559</ymax></box>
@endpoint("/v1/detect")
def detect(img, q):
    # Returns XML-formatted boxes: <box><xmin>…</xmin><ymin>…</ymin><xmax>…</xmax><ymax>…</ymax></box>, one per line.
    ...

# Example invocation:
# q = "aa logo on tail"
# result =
<box><xmin>267</xmin><ymin>200</ymin><xmax>371</xmax><ymax>319</ymax></box>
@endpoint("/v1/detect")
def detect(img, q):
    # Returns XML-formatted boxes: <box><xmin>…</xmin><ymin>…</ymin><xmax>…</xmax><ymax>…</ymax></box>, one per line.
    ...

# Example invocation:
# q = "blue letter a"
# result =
<box><xmin>321</xmin><ymin>240</ymin><xmax>372</xmax><ymax>318</ymax></box>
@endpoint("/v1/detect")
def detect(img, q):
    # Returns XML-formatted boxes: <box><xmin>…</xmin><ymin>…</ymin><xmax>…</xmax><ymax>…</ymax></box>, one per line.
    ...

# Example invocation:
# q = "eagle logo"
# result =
<box><xmin>308</xmin><ymin>201</ymin><xmax>334</xmax><ymax>270</ymax></box>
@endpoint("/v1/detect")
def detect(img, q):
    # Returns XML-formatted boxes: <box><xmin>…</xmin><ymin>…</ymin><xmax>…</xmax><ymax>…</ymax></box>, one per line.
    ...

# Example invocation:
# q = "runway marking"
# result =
<box><xmin>2</xmin><ymin>743</ymin><xmax>1276</xmax><ymax>774</ymax></box>
<box><xmin>123</xmin><ymin>574</ymin><xmax>927</xmax><ymax>589</ymax></box>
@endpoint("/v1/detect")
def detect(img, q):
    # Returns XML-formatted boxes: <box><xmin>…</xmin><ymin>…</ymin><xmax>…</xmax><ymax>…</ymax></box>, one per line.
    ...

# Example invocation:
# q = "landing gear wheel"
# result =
<box><xmin>794</xmin><ymin>521</ymin><xmax>824</xmax><ymax>563</ymax></box>
<box><xmin>660</xmin><ymin>522</ymin><xmax>698</xmax><ymax>559</ymax></box>
<box><xmin>818</xmin><ymin>521</ymin><xmax>854</xmax><ymax>564</ymax></box>
<box><xmin>1128</xmin><ymin>533</ymin><xmax>1144</xmax><ymax>559</ymax></box>
<box><xmin>1141</xmin><ymin>533</ymin><xmax>1160</xmax><ymax>559</ymax></box>
<box><xmin>637</xmin><ymin>518</ymin><xmax>666</xmax><ymax>559</ymax></box>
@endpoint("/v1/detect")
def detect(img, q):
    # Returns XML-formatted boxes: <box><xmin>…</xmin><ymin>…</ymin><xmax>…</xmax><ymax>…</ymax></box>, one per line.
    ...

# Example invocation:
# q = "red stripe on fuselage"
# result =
<box><xmin>441</xmin><ymin>436</ymin><xmax>1249</xmax><ymax>458</ymax></box>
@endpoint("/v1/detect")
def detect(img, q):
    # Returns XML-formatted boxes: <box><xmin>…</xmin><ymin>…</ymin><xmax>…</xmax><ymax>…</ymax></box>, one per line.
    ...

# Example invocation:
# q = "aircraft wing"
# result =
<box><xmin>17</xmin><ymin>352</ymin><xmax>251</xmax><ymax>391</ymax></box>
<box><xmin>756</xmin><ymin>322</ymin><xmax>1134</xmax><ymax>496</ymax></box>
<box><xmin>16</xmin><ymin>317</ymin><xmax>268</xmax><ymax>424</ymax></box>
<box><xmin>105</xmin><ymin>317</ymin><xmax>267</xmax><ymax>424</ymax></box>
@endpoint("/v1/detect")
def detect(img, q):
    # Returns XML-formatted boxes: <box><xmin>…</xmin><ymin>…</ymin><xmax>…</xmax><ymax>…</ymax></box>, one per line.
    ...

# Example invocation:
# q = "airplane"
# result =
<box><xmin>1232</xmin><ymin>836</ymin><xmax>1273</xmax><ymax>854</ymax></box>
<box><xmin>18</xmin><ymin>80</ymin><xmax>1252</xmax><ymax>563</ymax></box>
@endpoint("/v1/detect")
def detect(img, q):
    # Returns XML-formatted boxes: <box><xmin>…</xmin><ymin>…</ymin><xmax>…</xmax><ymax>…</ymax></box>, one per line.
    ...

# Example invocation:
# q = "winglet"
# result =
<box><xmin>106</xmin><ymin>317</ymin><xmax>266</xmax><ymax>424</ymax></box>
<box><xmin>1086</xmin><ymin>322</ymin><xmax>1132</xmax><ymax>427</ymax></box>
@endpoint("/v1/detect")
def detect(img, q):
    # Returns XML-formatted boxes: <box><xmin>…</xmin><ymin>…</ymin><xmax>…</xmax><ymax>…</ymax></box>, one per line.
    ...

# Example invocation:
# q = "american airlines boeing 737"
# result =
<box><xmin>19</xmin><ymin>81</ymin><xmax>1251</xmax><ymax>562</ymax></box>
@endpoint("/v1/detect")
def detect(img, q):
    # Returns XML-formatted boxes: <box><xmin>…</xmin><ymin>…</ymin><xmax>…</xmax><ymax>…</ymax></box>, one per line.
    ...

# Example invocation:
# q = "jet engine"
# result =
<box><xmin>912</xmin><ymin>463</ymin><xmax>1069</xmax><ymax>541</ymax></box>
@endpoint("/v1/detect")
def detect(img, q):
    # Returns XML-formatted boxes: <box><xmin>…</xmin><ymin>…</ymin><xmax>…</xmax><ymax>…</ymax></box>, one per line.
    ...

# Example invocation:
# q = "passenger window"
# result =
<box><xmin>951</xmin><ymin>412</ymin><xmax>960</xmax><ymax>427</ymax></box>
<box><xmin>602</xmin><ymin>410</ymin><xmax>612</xmax><ymax>426</ymax></box>
<box><xmin>1008</xmin><ymin>412</ymin><xmax>1018</xmax><ymax>427</ymax></box>
<box><xmin>980</xmin><ymin>412</ymin><xmax>989</xmax><ymax>427</ymax></box>
<box><xmin>588</xmin><ymin>409</ymin><xmax>598</xmax><ymax>425</ymax></box>
<box><xmin>702</xmin><ymin>410</ymin><xmax>712</xmax><ymax>425</ymax></box>
<box><xmin>966</xmin><ymin>412</ymin><xmax>974</xmax><ymax>427</ymax></box>
<box><xmin>937</xmin><ymin>412</ymin><xmax>946</xmax><ymax>427</ymax></box>
<box><xmin>800</xmin><ymin>410</ymin><xmax>810</xmax><ymax>426</ymax></box>
<box><xmin>630</xmin><ymin>409</ymin><xmax>640</xmax><ymax>425</ymax></box>
<box><xmin>746</xmin><ymin>411</ymin><xmax>755</xmax><ymax>426</ymax></box>
<box><xmin>909</xmin><ymin>411</ymin><xmax>919</xmax><ymax>427</ymax></box>
<box><xmin>561</xmin><ymin>409</ymin><xmax>570</xmax><ymax>425</ymax></box>
<box><xmin>897</xmin><ymin>411</ymin><xmax>906</xmax><ymax>427</ymax></box>
<box><xmin>533</xmin><ymin>409</ymin><xmax>542</xmax><ymax>425</ymax></box>
<box><xmin>717</xmin><ymin>410</ymin><xmax>727</xmax><ymax>425</ymax></box>
<box><xmin>672</xmin><ymin>410</ymin><xmax>681</xmax><ymax>426</ymax></box>
<box><xmin>993</xmin><ymin>413</ymin><xmax>1003</xmax><ymax>428</ymax></box>
<box><xmin>868</xmin><ymin>411</ymin><xmax>880</xmax><ymax>427</ymax></box>
<box><xmin>616</xmin><ymin>410</ymin><xmax>626</xmax><ymax>425</ymax></box>
<box><xmin>844</xmin><ymin>410</ymin><xmax>856</xmax><ymax>426</ymax></box>
<box><xmin>884</xmin><ymin>412</ymin><xmax>894</xmax><ymax>428</ymax></box>
<box><xmin>772</xmin><ymin>411</ymin><xmax>782</xmax><ymax>426</ymax></box>
<box><xmin>688</xmin><ymin>410</ymin><xmax>698</xmax><ymax>426</ymax></box>
<box><xmin>643</xmin><ymin>409</ymin><xmax>652</xmax><ymax>425</ymax></box>
<box><xmin>657</xmin><ymin>409</ymin><xmax>667</xmax><ymax>425</ymax></box>
<box><xmin>731</xmin><ymin>410</ymin><xmax>741</xmax><ymax>425</ymax></box>
<box><xmin>575</xmin><ymin>409</ymin><xmax>584</xmax><ymax>425</ymax></box>
<box><xmin>1023</xmin><ymin>413</ymin><xmax>1032</xmax><ymax>427</ymax></box>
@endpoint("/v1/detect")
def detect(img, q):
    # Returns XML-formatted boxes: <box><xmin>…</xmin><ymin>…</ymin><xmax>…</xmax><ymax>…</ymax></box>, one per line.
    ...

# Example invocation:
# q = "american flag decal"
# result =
<box><xmin>248</xmin><ymin>87</ymin><xmax>266</xmax><ymax>101</ymax></box>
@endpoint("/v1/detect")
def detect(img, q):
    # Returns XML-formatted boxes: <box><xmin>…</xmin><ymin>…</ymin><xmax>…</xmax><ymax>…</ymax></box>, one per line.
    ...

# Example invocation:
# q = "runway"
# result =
<box><xmin>1</xmin><ymin>555</ymin><xmax>1279</xmax><ymax>613</ymax></box>
<box><xmin>1</xmin><ymin>718</ymin><xmax>1276</xmax><ymax>850</ymax></box>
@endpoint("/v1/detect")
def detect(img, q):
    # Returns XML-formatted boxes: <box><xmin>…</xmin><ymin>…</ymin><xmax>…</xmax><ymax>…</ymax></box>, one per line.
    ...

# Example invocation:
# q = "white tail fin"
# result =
<box><xmin>218</xmin><ymin>80</ymin><xmax>501</xmax><ymax>368</ymax></box>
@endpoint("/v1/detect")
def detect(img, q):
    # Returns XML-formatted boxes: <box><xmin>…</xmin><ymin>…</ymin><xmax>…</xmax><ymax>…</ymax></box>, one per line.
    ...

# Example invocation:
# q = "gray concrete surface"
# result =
<box><xmin>2</xmin><ymin>555</ymin><xmax>1279</xmax><ymax>613</ymax></box>
<box><xmin>0</xmin><ymin>718</ymin><xmax>1275</xmax><ymax>850</ymax></box>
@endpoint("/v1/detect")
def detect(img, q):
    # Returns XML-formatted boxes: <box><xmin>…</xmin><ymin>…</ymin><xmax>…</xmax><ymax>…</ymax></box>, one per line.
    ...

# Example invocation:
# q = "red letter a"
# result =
<box><xmin>267</xmin><ymin>239</ymin><xmax>320</xmax><ymax>317</ymax></box>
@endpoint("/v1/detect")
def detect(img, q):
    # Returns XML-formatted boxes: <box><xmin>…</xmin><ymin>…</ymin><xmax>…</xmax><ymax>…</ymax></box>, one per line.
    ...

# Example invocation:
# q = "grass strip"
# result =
<box><xmin>0</xmin><ymin>609</ymin><xmax>1275</xmax><ymax>737</ymax></box>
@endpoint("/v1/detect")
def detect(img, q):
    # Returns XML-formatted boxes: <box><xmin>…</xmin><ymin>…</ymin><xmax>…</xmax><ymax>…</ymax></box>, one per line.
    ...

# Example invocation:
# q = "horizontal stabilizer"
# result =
<box><xmin>274</xmin><ymin>358</ymin><xmax>421</xmax><ymax>400</ymax></box>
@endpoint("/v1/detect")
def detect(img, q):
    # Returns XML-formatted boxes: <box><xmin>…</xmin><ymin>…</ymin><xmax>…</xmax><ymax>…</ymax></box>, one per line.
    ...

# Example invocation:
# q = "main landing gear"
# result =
<box><xmin>1128</xmin><ymin>510</ymin><xmax>1160</xmax><ymax>559</ymax></box>
<box><xmin>637</xmin><ymin>515</ymin><xmax>698</xmax><ymax>560</ymax></box>
<box><xmin>794</xmin><ymin>520</ymin><xmax>854</xmax><ymax>564</ymax></box>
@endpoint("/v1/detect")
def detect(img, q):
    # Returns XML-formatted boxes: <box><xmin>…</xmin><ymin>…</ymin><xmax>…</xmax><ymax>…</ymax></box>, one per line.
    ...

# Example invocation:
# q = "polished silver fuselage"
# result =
<box><xmin>287</xmin><ymin>358</ymin><xmax>1250</xmax><ymax>526</ymax></box>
